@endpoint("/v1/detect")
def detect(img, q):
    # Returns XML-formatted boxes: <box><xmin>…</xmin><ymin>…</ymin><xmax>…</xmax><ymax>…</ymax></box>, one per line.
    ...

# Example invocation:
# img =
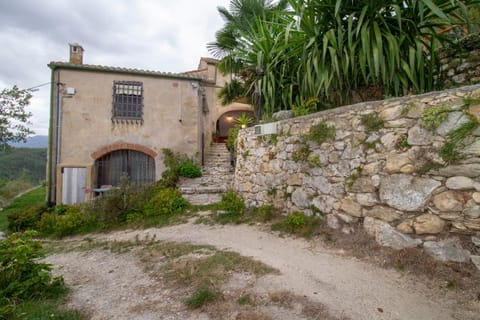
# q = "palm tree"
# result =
<box><xmin>208</xmin><ymin>0</ymin><xmax>290</xmax><ymax>107</ymax></box>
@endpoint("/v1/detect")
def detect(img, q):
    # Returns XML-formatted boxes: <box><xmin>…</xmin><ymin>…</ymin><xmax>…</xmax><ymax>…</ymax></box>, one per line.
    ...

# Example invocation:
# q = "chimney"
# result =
<box><xmin>69</xmin><ymin>43</ymin><xmax>84</xmax><ymax>65</ymax></box>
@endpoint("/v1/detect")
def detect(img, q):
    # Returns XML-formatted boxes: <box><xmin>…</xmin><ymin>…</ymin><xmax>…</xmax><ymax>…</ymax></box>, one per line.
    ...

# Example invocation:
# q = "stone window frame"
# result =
<box><xmin>112</xmin><ymin>80</ymin><xmax>144</xmax><ymax>124</ymax></box>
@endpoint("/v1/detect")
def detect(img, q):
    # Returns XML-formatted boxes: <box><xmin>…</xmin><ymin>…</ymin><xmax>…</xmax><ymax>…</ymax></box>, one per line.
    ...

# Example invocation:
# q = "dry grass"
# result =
<box><xmin>268</xmin><ymin>290</ymin><xmax>348</xmax><ymax>320</ymax></box>
<box><xmin>317</xmin><ymin>222</ymin><xmax>480</xmax><ymax>301</ymax></box>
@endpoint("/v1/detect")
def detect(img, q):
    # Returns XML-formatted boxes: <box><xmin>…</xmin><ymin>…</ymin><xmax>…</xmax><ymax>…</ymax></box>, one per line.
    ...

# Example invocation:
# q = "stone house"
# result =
<box><xmin>47</xmin><ymin>43</ymin><xmax>252</xmax><ymax>204</ymax></box>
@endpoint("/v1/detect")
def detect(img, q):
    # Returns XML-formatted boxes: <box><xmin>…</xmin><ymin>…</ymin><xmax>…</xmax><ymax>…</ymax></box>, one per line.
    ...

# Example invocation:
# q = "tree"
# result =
<box><xmin>208</xmin><ymin>0</ymin><xmax>290</xmax><ymax>107</ymax></box>
<box><xmin>212</xmin><ymin>0</ymin><xmax>478</xmax><ymax>116</ymax></box>
<box><xmin>0</xmin><ymin>85</ymin><xmax>34</xmax><ymax>151</ymax></box>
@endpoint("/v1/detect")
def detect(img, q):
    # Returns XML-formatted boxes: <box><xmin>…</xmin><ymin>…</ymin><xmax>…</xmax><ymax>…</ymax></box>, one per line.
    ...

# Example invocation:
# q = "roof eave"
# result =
<box><xmin>47</xmin><ymin>62</ymin><xmax>203</xmax><ymax>81</ymax></box>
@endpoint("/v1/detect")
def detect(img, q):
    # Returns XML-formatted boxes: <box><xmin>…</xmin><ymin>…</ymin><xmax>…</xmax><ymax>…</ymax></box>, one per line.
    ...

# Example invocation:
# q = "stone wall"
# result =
<box><xmin>440</xmin><ymin>49</ymin><xmax>480</xmax><ymax>88</ymax></box>
<box><xmin>233</xmin><ymin>85</ymin><xmax>480</xmax><ymax>249</ymax></box>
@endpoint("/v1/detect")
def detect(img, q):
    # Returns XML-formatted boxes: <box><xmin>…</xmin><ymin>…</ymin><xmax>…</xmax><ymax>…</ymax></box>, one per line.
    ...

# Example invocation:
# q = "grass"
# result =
<box><xmin>0</xmin><ymin>186</ymin><xmax>45</xmax><ymax>232</ymax></box>
<box><xmin>191</xmin><ymin>203</ymin><xmax>282</xmax><ymax>226</ymax></box>
<box><xmin>186</xmin><ymin>288</ymin><xmax>217</xmax><ymax>308</ymax></box>
<box><xmin>138</xmin><ymin>240</ymin><xmax>277</xmax><ymax>309</ymax></box>
<box><xmin>317</xmin><ymin>222</ymin><xmax>480</xmax><ymax>297</ymax></box>
<box><xmin>10</xmin><ymin>297</ymin><xmax>85</xmax><ymax>320</ymax></box>
<box><xmin>306</xmin><ymin>121</ymin><xmax>336</xmax><ymax>144</ymax></box>
<box><xmin>360</xmin><ymin>113</ymin><xmax>384</xmax><ymax>133</ymax></box>
<box><xmin>271</xmin><ymin>212</ymin><xmax>322</xmax><ymax>238</ymax></box>
<box><xmin>440</xmin><ymin>118</ymin><xmax>478</xmax><ymax>163</ymax></box>
<box><xmin>51</xmin><ymin>237</ymin><xmax>278</xmax><ymax>312</ymax></box>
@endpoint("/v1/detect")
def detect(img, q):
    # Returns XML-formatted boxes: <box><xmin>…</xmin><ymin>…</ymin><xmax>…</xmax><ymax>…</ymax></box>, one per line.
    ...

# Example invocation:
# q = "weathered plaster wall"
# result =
<box><xmin>55</xmin><ymin>69</ymin><xmax>201</xmax><ymax>200</ymax></box>
<box><xmin>234</xmin><ymin>85</ymin><xmax>480</xmax><ymax>242</ymax></box>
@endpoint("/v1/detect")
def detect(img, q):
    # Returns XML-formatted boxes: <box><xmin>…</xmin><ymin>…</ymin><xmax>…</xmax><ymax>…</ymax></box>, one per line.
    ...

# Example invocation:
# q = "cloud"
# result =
<box><xmin>0</xmin><ymin>0</ymin><xmax>230</xmax><ymax>135</ymax></box>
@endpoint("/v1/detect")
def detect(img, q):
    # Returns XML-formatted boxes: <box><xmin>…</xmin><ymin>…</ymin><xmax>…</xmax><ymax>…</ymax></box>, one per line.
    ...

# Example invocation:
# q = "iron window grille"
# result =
<box><xmin>112</xmin><ymin>81</ymin><xmax>144</xmax><ymax>124</ymax></box>
<box><xmin>95</xmin><ymin>149</ymin><xmax>155</xmax><ymax>187</ymax></box>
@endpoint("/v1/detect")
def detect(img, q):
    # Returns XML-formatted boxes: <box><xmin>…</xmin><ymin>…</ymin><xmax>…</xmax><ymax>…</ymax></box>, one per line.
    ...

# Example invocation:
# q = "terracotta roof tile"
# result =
<box><xmin>48</xmin><ymin>61</ymin><xmax>202</xmax><ymax>80</ymax></box>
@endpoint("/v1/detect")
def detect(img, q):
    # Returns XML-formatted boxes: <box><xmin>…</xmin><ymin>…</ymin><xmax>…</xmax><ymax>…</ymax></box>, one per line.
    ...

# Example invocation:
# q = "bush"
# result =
<box><xmin>272</xmin><ymin>212</ymin><xmax>321</xmax><ymax>238</ymax></box>
<box><xmin>217</xmin><ymin>190</ymin><xmax>245</xmax><ymax>217</ymax></box>
<box><xmin>36</xmin><ymin>212</ymin><xmax>58</xmax><ymax>236</ymax></box>
<box><xmin>285</xmin><ymin>212</ymin><xmax>306</xmax><ymax>229</ymax></box>
<box><xmin>226</xmin><ymin>127</ymin><xmax>240</xmax><ymax>151</ymax></box>
<box><xmin>158</xmin><ymin>148</ymin><xmax>201</xmax><ymax>186</ymax></box>
<box><xmin>37</xmin><ymin>205</ymin><xmax>97</xmax><ymax>238</ymax></box>
<box><xmin>177</xmin><ymin>160</ymin><xmax>202</xmax><ymax>178</ymax></box>
<box><xmin>52</xmin><ymin>206</ymin><xmax>93</xmax><ymax>237</ymax></box>
<box><xmin>88</xmin><ymin>175</ymin><xmax>154</xmax><ymax>224</ymax></box>
<box><xmin>7</xmin><ymin>204</ymin><xmax>47</xmax><ymax>232</ymax></box>
<box><xmin>307</xmin><ymin>121</ymin><xmax>336</xmax><ymax>144</ymax></box>
<box><xmin>0</xmin><ymin>231</ymin><xmax>65</xmax><ymax>318</ymax></box>
<box><xmin>292</xmin><ymin>98</ymin><xmax>320</xmax><ymax>117</ymax></box>
<box><xmin>144</xmin><ymin>188</ymin><xmax>189</xmax><ymax>217</ymax></box>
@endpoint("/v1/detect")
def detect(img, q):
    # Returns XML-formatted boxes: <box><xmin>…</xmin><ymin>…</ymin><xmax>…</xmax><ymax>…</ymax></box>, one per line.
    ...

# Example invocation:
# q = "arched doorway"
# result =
<box><xmin>216</xmin><ymin>110</ymin><xmax>255</xmax><ymax>142</ymax></box>
<box><xmin>94</xmin><ymin>149</ymin><xmax>155</xmax><ymax>187</ymax></box>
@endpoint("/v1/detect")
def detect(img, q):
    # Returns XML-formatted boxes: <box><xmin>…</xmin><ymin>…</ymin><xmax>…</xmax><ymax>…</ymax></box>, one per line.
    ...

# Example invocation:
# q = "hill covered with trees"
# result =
<box><xmin>0</xmin><ymin>148</ymin><xmax>46</xmax><ymax>183</ymax></box>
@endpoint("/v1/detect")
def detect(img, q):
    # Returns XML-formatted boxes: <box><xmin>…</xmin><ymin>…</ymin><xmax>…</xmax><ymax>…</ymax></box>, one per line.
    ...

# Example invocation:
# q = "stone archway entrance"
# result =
<box><xmin>215</xmin><ymin>110</ymin><xmax>255</xmax><ymax>142</ymax></box>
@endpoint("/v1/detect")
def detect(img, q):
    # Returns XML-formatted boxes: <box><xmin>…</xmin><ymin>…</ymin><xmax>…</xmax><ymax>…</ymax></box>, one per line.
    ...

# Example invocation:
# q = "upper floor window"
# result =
<box><xmin>112</xmin><ymin>81</ymin><xmax>143</xmax><ymax>123</ymax></box>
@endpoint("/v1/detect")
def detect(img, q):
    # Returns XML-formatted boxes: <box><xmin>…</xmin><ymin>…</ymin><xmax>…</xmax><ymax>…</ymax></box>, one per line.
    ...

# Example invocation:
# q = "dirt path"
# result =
<box><xmin>46</xmin><ymin>222</ymin><xmax>480</xmax><ymax>320</ymax></box>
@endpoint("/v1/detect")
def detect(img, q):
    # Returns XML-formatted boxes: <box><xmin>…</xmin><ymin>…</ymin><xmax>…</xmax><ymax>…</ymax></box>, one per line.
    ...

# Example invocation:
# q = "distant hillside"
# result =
<box><xmin>11</xmin><ymin>135</ymin><xmax>48</xmax><ymax>148</ymax></box>
<box><xmin>0</xmin><ymin>148</ymin><xmax>46</xmax><ymax>183</ymax></box>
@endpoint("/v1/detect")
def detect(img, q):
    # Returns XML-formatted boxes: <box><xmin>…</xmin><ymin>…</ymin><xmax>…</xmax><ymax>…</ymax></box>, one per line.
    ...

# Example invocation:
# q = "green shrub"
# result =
<box><xmin>144</xmin><ymin>188</ymin><xmax>189</xmax><ymax>216</ymax></box>
<box><xmin>37</xmin><ymin>205</ymin><xmax>97</xmax><ymax>238</ymax></box>
<box><xmin>218</xmin><ymin>190</ymin><xmax>245</xmax><ymax>217</ymax></box>
<box><xmin>285</xmin><ymin>212</ymin><xmax>306</xmax><ymax>228</ymax></box>
<box><xmin>0</xmin><ymin>231</ymin><xmax>65</xmax><ymax>318</ymax></box>
<box><xmin>177</xmin><ymin>160</ymin><xmax>202</xmax><ymax>178</ymax></box>
<box><xmin>186</xmin><ymin>287</ymin><xmax>217</xmax><ymax>309</ymax></box>
<box><xmin>89</xmin><ymin>175</ymin><xmax>154</xmax><ymax>224</ymax></box>
<box><xmin>7</xmin><ymin>204</ymin><xmax>47</xmax><ymax>232</ymax></box>
<box><xmin>292</xmin><ymin>98</ymin><xmax>320</xmax><ymax>117</ymax></box>
<box><xmin>226</xmin><ymin>127</ymin><xmax>240</xmax><ymax>151</ymax></box>
<box><xmin>272</xmin><ymin>212</ymin><xmax>321</xmax><ymax>238</ymax></box>
<box><xmin>52</xmin><ymin>206</ymin><xmax>91</xmax><ymax>238</ymax></box>
<box><xmin>306</xmin><ymin>121</ymin><xmax>336</xmax><ymax>144</ymax></box>
<box><xmin>36</xmin><ymin>212</ymin><xmax>58</xmax><ymax>235</ymax></box>
<box><xmin>360</xmin><ymin>114</ymin><xmax>384</xmax><ymax>133</ymax></box>
<box><xmin>0</xmin><ymin>186</ymin><xmax>45</xmax><ymax>233</ymax></box>
<box><xmin>158</xmin><ymin>169</ymin><xmax>179</xmax><ymax>188</ymax></box>
<box><xmin>158</xmin><ymin>148</ymin><xmax>201</xmax><ymax>186</ymax></box>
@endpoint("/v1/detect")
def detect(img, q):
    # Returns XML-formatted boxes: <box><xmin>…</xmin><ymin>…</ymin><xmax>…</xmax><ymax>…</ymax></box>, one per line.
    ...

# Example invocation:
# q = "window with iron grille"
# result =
<box><xmin>112</xmin><ymin>81</ymin><xmax>143</xmax><ymax>123</ymax></box>
<box><xmin>95</xmin><ymin>149</ymin><xmax>155</xmax><ymax>187</ymax></box>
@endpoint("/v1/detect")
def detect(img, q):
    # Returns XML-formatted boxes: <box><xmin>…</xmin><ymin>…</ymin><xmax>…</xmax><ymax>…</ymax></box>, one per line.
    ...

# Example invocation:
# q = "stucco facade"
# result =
<box><xmin>47</xmin><ymin>44</ymin><xmax>252</xmax><ymax>204</ymax></box>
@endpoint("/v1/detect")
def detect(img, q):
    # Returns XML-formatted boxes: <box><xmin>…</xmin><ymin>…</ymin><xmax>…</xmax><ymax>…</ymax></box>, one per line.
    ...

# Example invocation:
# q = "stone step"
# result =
<box><xmin>203</xmin><ymin>163</ymin><xmax>231</xmax><ymax>168</ymax></box>
<box><xmin>178</xmin><ymin>143</ymin><xmax>233</xmax><ymax>205</ymax></box>
<box><xmin>205</xmin><ymin>153</ymin><xmax>230</xmax><ymax>159</ymax></box>
<box><xmin>180</xmin><ymin>185</ymin><xmax>229</xmax><ymax>194</ymax></box>
<box><xmin>183</xmin><ymin>193</ymin><xmax>223</xmax><ymax>205</ymax></box>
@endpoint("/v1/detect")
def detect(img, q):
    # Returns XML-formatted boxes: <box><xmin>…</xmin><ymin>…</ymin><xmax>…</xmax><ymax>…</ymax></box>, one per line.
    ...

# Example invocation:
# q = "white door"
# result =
<box><xmin>62</xmin><ymin>167</ymin><xmax>86</xmax><ymax>204</ymax></box>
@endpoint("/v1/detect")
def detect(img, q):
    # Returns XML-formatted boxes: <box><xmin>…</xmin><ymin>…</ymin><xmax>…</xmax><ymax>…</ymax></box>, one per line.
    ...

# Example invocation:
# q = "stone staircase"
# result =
<box><xmin>178</xmin><ymin>143</ymin><xmax>233</xmax><ymax>205</ymax></box>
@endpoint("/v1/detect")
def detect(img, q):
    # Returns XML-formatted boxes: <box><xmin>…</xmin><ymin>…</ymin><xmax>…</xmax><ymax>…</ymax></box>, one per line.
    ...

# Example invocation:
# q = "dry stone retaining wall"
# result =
<box><xmin>440</xmin><ymin>48</ymin><xmax>480</xmax><ymax>88</ymax></box>
<box><xmin>233</xmin><ymin>85</ymin><xmax>480</xmax><ymax>251</ymax></box>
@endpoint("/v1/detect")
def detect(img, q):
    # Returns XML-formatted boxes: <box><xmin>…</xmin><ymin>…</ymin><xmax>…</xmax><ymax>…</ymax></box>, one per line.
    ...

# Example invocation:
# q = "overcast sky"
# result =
<box><xmin>0</xmin><ymin>0</ymin><xmax>231</xmax><ymax>135</ymax></box>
